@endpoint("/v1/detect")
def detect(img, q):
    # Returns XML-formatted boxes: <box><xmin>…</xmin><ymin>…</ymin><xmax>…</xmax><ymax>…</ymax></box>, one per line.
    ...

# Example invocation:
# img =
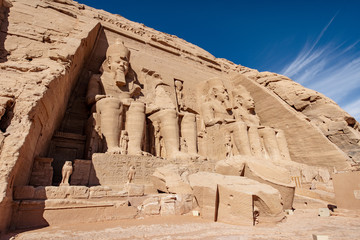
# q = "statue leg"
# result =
<box><xmin>232</xmin><ymin>122</ymin><xmax>252</xmax><ymax>155</ymax></box>
<box><xmin>258</xmin><ymin>127</ymin><xmax>282</xmax><ymax>161</ymax></box>
<box><xmin>159</xmin><ymin>109</ymin><xmax>180</xmax><ymax>159</ymax></box>
<box><xmin>149</xmin><ymin>109</ymin><xmax>183</xmax><ymax>160</ymax></box>
<box><xmin>96</xmin><ymin>98</ymin><xmax>123</xmax><ymax>153</ymax></box>
<box><xmin>248</xmin><ymin>125</ymin><xmax>264</xmax><ymax>158</ymax></box>
<box><xmin>64</xmin><ymin>172</ymin><xmax>70</xmax><ymax>185</ymax></box>
<box><xmin>275</xmin><ymin>129</ymin><xmax>292</xmax><ymax>161</ymax></box>
<box><xmin>125</xmin><ymin>101</ymin><xmax>145</xmax><ymax>155</ymax></box>
<box><xmin>181</xmin><ymin>113</ymin><xmax>198</xmax><ymax>155</ymax></box>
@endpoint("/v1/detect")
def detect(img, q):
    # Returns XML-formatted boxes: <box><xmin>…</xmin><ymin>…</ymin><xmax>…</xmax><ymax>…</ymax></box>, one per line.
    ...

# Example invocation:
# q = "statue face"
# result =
<box><xmin>212</xmin><ymin>84</ymin><xmax>231</xmax><ymax>110</ymax></box>
<box><xmin>241</xmin><ymin>92</ymin><xmax>255</xmax><ymax>111</ymax></box>
<box><xmin>108</xmin><ymin>53</ymin><xmax>130</xmax><ymax>76</ymax></box>
<box><xmin>175</xmin><ymin>80</ymin><xmax>183</xmax><ymax>90</ymax></box>
<box><xmin>233</xmin><ymin>90</ymin><xmax>255</xmax><ymax>111</ymax></box>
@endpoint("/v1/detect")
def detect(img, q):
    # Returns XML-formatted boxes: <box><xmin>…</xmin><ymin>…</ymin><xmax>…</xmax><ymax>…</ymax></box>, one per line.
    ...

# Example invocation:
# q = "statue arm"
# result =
<box><xmin>86</xmin><ymin>75</ymin><xmax>105</xmax><ymax>105</ymax></box>
<box><xmin>202</xmin><ymin>102</ymin><xmax>223</xmax><ymax>127</ymax></box>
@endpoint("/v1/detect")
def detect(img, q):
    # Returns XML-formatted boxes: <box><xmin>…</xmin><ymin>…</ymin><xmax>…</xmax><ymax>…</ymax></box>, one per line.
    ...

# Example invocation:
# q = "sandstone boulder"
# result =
<box><xmin>215</xmin><ymin>156</ymin><xmax>295</xmax><ymax>209</ymax></box>
<box><xmin>138</xmin><ymin>194</ymin><xmax>194</xmax><ymax>216</ymax></box>
<box><xmin>150</xmin><ymin>164</ymin><xmax>192</xmax><ymax>194</ymax></box>
<box><xmin>188</xmin><ymin>172</ymin><xmax>285</xmax><ymax>225</ymax></box>
<box><xmin>217</xmin><ymin>183</ymin><xmax>285</xmax><ymax>226</ymax></box>
<box><xmin>140</xmin><ymin>196</ymin><xmax>160</xmax><ymax>215</ymax></box>
<box><xmin>126</xmin><ymin>183</ymin><xmax>145</xmax><ymax>197</ymax></box>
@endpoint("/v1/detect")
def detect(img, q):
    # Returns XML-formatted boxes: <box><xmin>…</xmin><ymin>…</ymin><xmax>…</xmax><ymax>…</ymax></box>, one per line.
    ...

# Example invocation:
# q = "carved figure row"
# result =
<box><xmin>85</xmin><ymin>39</ymin><xmax>292</xmax><ymax>163</ymax></box>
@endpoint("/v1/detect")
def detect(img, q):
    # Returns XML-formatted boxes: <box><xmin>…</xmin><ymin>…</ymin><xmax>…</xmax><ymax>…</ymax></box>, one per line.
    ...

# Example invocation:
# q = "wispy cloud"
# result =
<box><xmin>281</xmin><ymin>13</ymin><xmax>337</xmax><ymax>77</ymax></box>
<box><xmin>280</xmin><ymin>14</ymin><xmax>360</xmax><ymax>121</ymax></box>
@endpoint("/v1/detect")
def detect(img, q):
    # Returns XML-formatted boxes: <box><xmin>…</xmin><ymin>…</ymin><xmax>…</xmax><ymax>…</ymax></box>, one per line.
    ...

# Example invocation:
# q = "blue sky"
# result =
<box><xmin>77</xmin><ymin>0</ymin><xmax>360</xmax><ymax>120</ymax></box>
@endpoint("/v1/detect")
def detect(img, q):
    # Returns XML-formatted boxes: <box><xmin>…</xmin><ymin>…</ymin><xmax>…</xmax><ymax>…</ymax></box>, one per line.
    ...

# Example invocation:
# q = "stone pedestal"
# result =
<box><xmin>90</xmin><ymin>153</ymin><xmax>167</xmax><ymax>186</ymax></box>
<box><xmin>70</xmin><ymin>159</ymin><xmax>91</xmax><ymax>186</ymax></box>
<box><xmin>29</xmin><ymin>157</ymin><xmax>53</xmax><ymax>187</ymax></box>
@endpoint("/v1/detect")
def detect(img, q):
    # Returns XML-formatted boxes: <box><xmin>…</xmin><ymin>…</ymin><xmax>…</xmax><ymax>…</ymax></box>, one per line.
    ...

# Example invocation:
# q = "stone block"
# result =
<box><xmin>33</xmin><ymin>187</ymin><xmax>47</xmax><ymax>200</ymax></box>
<box><xmin>141</xmin><ymin>197</ymin><xmax>160</xmax><ymax>215</ymax></box>
<box><xmin>13</xmin><ymin>186</ymin><xmax>35</xmax><ymax>200</ymax></box>
<box><xmin>160</xmin><ymin>195</ymin><xmax>176</xmax><ymax>216</ymax></box>
<box><xmin>150</xmin><ymin>164</ymin><xmax>193</xmax><ymax>194</ymax></box>
<box><xmin>333</xmin><ymin>171</ymin><xmax>360</xmax><ymax>209</ymax></box>
<box><xmin>175</xmin><ymin>194</ymin><xmax>194</xmax><ymax>215</ymax></box>
<box><xmin>318</xmin><ymin>208</ymin><xmax>330</xmax><ymax>217</ymax></box>
<box><xmin>91</xmin><ymin>153</ymin><xmax>167</xmax><ymax>186</ymax></box>
<box><xmin>127</xmin><ymin>183</ymin><xmax>144</xmax><ymax>197</ymax></box>
<box><xmin>32</xmin><ymin>186</ymin><xmax>90</xmax><ymax>200</ymax></box>
<box><xmin>44</xmin><ymin>186</ymin><xmax>68</xmax><ymax>199</ymax></box>
<box><xmin>189</xmin><ymin>172</ymin><xmax>285</xmax><ymax>224</ymax></box>
<box><xmin>217</xmin><ymin>184</ymin><xmax>254</xmax><ymax>226</ymax></box>
<box><xmin>215</xmin><ymin>156</ymin><xmax>295</xmax><ymax>210</ymax></box>
<box><xmin>89</xmin><ymin>186</ymin><xmax>112</xmax><ymax>198</ymax></box>
<box><xmin>106</xmin><ymin>190</ymin><xmax>127</xmax><ymax>198</ymax></box>
<box><xmin>67</xmin><ymin>186</ymin><xmax>90</xmax><ymax>199</ymax></box>
<box><xmin>312</xmin><ymin>234</ymin><xmax>329</xmax><ymax>240</ymax></box>
<box><xmin>29</xmin><ymin>157</ymin><xmax>53</xmax><ymax>187</ymax></box>
<box><xmin>70</xmin><ymin>159</ymin><xmax>91</xmax><ymax>186</ymax></box>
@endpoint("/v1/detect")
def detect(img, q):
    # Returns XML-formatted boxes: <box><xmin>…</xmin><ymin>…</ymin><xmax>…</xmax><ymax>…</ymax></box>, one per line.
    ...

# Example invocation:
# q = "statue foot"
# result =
<box><xmin>190</xmin><ymin>153</ymin><xmax>207</xmax><ymax>161</ymax></box>
<box><xmin>107</xmin><ymin>147</ymin><xmax>122</xmax><ymax>154</ymax></box>
<box><xmin>169</xmin><ymin>151</ymin><xmax>194</xmax><ymax>161</ymax></box>
<box><xmin>132</xmin><ymin>150</ymin><xmax>152</xmax><ymax>156</ymax></box>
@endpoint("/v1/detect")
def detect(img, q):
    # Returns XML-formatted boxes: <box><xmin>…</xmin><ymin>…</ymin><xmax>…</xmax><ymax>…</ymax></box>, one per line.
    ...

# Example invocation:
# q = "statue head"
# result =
<box><xmin>174</xmin><ymin>80</ymin><xmax>183</xmax><ymax>91</ymax></box>
<box><xmin>123</xmin><ymin>130</ymin><xmax>128</xmax><ymax>136</ymax></box>
<box><xmin>232</xmin><ymin>86</ymin><xmax>255</xmax><ymax>112</ymax></box>
<box><xmin>207</xmin><ymin>78</ymin><xmax>232</xmax><ymax>111</ymax></box>
<box><xmin>65</xmin><ymin>161</ymin><xmax>72</xmax><ymax>167</ymax></box>
<box><xmin>104</xmin><ymin>39</ymin><xmax>131</xmax><ymax>84</ymax></box>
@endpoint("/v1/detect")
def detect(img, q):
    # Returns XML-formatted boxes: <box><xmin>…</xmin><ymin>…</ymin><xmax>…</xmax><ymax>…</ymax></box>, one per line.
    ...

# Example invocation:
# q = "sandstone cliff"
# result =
<box><xmin>0</xmin><ymin>0</ymin><xmax>359</xmax><ymax>233</ymax></box>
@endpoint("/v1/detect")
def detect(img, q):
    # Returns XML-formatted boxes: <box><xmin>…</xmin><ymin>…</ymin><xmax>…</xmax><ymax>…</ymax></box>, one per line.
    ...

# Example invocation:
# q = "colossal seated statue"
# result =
<box><xmin>86</xmin><ymin>39</ymin><xmax>145</xmax><ymax>155</ymax></box>
<box><xmin>198</xmin><ymin>77</ymin><xmax>291</xmax><ymax>162</ymax></box>
<box><xmin>199</xmin><ymin>78</ymin><xmax>251</xmax><ymax>157</ymax></box>
<box><xmin>232</xmin><ymin>86</ymin><xmax>260</xmax><ymax>126</ymax></box>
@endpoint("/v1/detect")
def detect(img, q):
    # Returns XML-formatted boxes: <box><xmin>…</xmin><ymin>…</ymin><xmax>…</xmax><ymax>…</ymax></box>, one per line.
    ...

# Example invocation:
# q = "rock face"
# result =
<box><xmin>0</xmin><ymin>0</ymin><xmax>359</xmax><ymax>234</ymax></box>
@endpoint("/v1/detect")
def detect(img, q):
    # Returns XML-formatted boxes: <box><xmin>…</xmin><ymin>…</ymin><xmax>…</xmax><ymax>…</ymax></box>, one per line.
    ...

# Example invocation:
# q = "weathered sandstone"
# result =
<box><xmin>188</xmin><ymin>172</ymin><xmax>285</xmax><ymax>224</ymax></box>
<box><xmin>0</xmin><ymin>0</ymin><xmax>359</xmax><ymax>234</ymax></box>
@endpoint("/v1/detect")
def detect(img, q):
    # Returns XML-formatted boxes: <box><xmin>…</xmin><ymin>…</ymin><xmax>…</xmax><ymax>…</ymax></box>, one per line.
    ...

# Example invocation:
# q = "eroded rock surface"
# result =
<box><xmin>189</xmin><ymin>172</ymin><xmax>285</xmax><ymax>224</ymax></box>
<box><xmin>0</xmin><ymin>0</ymin><xmax>358</xmax><ymax>234</ymax></box>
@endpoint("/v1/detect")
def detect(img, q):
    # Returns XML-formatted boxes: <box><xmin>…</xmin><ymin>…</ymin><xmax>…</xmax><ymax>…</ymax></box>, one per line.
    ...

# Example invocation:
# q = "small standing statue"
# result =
<box><xmin>154</xmin><ymin>122</ymin><xmax>161</xmax><ymax>157</ymax></box>
<box><xmin>174</xmin><ymin>79</ymin><xmax>185</xmax><ymax>111</ymax></box>
<box><xmin>60</xmin><ymin>161</ymin><xmax>73</xmax><ymax>186</ymax></box>
<box><xmin>127</xmin><ymin>165</ymin><xmax>136</xmax><ymax>184</ymax></box>
<box><xmin>120</xmin><ymin>130</ymin><xmax>129</xmax><ymax>155</ymax></box>
<box><xmin>225</xmin><ymin>134</ymin><xmax>233</xmax><ymax>158</ymax></box>
<box><xmin>253</xmin><ymin>206</ymin><xmax>260</xmax><ymax>225</ymax></box>
<box><xmin>180</xmin><ymin>137</ymin><xmax>188</xmax><ymax>153</ymax></box>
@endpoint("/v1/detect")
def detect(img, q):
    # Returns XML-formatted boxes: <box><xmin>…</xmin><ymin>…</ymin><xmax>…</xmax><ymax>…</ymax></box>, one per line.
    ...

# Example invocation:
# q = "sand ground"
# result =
<box><xmin>2</xmin><ymin>207</ymin><xmax>359</xmax><ymax>240</ymax></box>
